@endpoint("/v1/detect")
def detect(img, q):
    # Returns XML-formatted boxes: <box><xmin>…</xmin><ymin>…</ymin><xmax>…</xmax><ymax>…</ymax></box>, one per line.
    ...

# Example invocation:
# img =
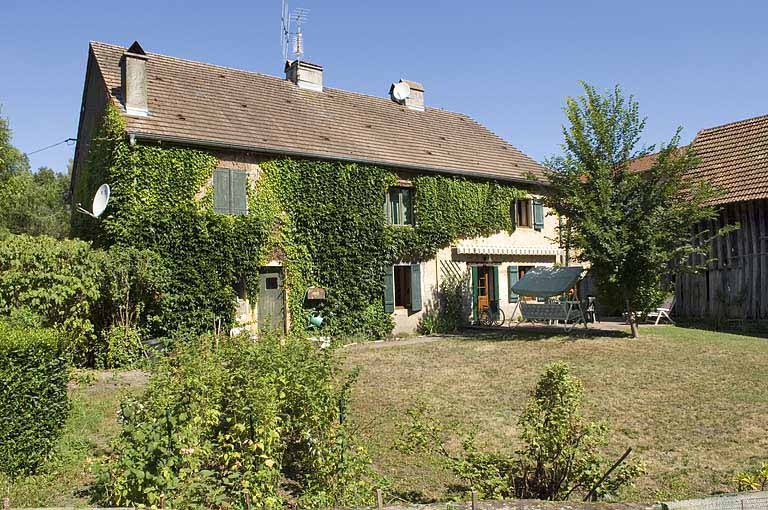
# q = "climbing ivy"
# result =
<box><xmin>73</xmin><ymin>104</ymin><xmax>527</xmax><ymax>339</ymax></box>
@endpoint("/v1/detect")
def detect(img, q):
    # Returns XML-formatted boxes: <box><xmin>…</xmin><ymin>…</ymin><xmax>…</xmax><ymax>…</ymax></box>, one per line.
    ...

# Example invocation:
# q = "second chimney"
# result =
<box><xmin>285</xmin><ymin>60</ymin><xmax>323</xmax><ymax>92</ymax></box>
<box><xmin>390</xmin><ymin>79</ymin><xmax>425</xmax><ymax>111</ymax></box>
<box><xmin>121</xmin><ymin>41</ymin><xmax>149</xmax><ymax>116</ymax></box>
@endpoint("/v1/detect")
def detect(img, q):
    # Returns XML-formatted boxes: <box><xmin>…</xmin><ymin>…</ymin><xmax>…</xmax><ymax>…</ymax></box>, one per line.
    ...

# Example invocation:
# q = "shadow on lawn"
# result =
<box><xmin>459</xmin><ymin>324</ymin><xmax>632</xmax><ymax>341</ymax></box>
<box><xmin>673</xmin><ymin>319</ymin><xmax>768</xmax><ymax>340</ymax></box>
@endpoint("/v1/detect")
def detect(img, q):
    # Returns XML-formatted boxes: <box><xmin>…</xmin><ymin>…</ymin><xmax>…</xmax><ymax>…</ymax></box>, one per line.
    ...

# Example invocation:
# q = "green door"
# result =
<box><xmin>258</xmin><ymin>268</ymin><xmax>285</xmax><ymax>333</ymax></box>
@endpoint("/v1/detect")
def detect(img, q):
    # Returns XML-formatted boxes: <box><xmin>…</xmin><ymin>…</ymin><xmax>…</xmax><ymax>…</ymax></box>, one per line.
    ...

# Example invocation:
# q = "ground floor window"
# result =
<box><xmin>394</xmin><ymin>266</ymin><xmax>411</xmax><ymax>308</ymax></box>
<box><xmin>384</xmin><ymin>264</ymin><xmax>422</xmax><ymax>313</ymax></box>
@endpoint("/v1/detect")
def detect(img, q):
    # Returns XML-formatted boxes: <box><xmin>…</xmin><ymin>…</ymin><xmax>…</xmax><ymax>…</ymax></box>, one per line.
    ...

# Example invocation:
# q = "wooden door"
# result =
<box><xmin>258</xmin><ymin>268</ymin><xmax>285</xmax><ymax>333</ymax></box>
<box><xmin>477</xmin><ymin>266</ymin><xmax>490</xmax><ymax>310</ymax></box>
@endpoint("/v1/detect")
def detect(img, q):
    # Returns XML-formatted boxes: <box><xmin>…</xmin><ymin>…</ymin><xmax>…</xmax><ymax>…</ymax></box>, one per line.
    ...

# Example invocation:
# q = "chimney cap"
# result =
<box><xmin>125</xmin><ymin>41</ymin><xmax>148</xmax><ymax>60</ymax></box>
<box><xmin>284</xmin><ymin>59</ymin><xmax>323</xmax><ymax>72</ymax></box>
<box><xmin>399</xmin><ymin>79</ymin><xmax>424</xmax><ymax>92</ymax></box>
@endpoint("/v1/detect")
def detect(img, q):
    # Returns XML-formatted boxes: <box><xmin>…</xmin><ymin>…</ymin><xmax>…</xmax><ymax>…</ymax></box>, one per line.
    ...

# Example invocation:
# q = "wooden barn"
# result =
<box><xmin>675</xmin><ymin>114</ymin><xmax>768</xmax><ymax>322</ymax></box>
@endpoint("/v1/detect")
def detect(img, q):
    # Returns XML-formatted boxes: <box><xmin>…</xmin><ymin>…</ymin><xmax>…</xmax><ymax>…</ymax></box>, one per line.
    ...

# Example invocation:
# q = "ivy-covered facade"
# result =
<box><xmin>71</xmin><ymin>40</ymin><xmax>564</xmax><ymax>338</ymax></box>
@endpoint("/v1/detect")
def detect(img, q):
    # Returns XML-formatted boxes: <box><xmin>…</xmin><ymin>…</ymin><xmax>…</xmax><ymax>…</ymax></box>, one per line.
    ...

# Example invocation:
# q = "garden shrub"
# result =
<box><xmin>94</xmin><ymin>333</ymin><xmax>377</xmax><ymax>509</ymax></box>
<box><xmin>0</xmin><ymin>322</ymin><xmax>69</xmax><ymax>478</ymax></box>
<box><xmin>94</xmin><ymin>246</ymin><xmax>169</xmax><ymax>367</ymax></box>
<box><xmin>0</xmin><ymin>234</ymin><xmax>101</xmax><ymax>365</ymax></box>
<box><xmin>418</xmin><ymin>271</ymin><xmax>468</xmax><ymax>334</ymax></box>
<box><xmin>397</xmin><ymin>362</ymin><xmax>645</xmax><ymax>501</ymax></box>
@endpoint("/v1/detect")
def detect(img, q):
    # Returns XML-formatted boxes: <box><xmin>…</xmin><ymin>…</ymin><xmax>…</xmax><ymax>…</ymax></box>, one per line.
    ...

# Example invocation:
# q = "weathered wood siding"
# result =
<box><xmin>676</xmin><ymin>199</ymin><xmax>768</xmax><ymax>320</ymax></box>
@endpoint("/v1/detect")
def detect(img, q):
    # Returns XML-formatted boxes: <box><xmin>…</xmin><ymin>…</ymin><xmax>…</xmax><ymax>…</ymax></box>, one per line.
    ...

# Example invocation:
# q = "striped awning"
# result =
<box><xmin>455</xmin><ymin>243</ymin><xmax>563</xmax><ymax>256</ymax></box>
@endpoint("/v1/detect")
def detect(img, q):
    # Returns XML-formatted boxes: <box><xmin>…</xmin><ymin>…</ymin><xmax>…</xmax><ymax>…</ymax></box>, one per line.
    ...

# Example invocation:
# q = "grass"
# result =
<box><xmin>1</xmin><ymin>370</ymin><xmax>147</xmax><ymax>508</ymax></box>
<box><xmin>342</xmin><ymin>326</ymin><xmax>768</xmax><ymax>503</ymax></box>
<box><xmin>4</xmin><ymin>326</ymin><xmax>766</xmax><ymax>506</ymax></box>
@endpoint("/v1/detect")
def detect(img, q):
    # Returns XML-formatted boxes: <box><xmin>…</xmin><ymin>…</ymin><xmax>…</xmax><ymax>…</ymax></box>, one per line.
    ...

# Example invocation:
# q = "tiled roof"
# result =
<box><xmin>630</xmin><ymin>115</ymin><xmax>768</xmax><ymax>205</ymax></box>
<box><xmin>89</xmin><ymin>41</ymin><xmax>546</xmax><ymax>184</ymax></box>
<box><xmin>689</xmin><ymin>114</ymin><xmax>768</xmax><ymax>205</ymax></box>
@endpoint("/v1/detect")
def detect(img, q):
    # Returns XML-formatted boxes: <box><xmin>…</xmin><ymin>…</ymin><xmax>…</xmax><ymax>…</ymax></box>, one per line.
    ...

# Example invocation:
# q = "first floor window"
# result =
<box><xmin>214</xmin><ymin>168</ymin><xmax>248</xmax><ymax>215</ymax></box>
<box><xmin>387</xmin><ymin>186</ymin><xmax>414</xmax><ymax>225</ymax></box>
<box><xmin>516</xmin><ymin>198</ymin><xmax>532</xmax><ymax>227</ymax></box>
<box><xmin>384</xmin><ymin>263</ymin><xmax>422</xmax><ymax>313</ymax></box>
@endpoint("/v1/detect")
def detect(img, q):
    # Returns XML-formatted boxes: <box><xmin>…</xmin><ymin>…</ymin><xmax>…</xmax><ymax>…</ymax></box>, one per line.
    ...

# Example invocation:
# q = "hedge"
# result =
<box><xmin>0</xmin><ymin>323</ymin><xmax>70</xmax><ymax>477</ymax></box>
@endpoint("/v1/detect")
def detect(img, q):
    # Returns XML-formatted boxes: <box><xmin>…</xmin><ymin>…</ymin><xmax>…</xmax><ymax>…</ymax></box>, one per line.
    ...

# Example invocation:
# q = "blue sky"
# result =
<box><xmin>2</xmin><ymin>0</ymin><xmax>767</xmax><ymax>173</ymax></box>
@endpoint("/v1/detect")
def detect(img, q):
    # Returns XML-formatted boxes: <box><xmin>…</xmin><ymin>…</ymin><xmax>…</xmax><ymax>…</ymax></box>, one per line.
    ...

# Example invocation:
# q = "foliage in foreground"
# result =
<box><xmin>93</xmin><ymin>334</ymin><xmax>377</xmax><ymax>509</ymax></box>
<box><xmin>544</xmin><ymin>82</ymin><xmax>723</xmax><ymax>337</ymax></box>
<box><xmin>0</xmin><ymin>323</ymin><xmax>69</xmax><ymax>478</ymax></box>
<box><xmin>397</xmin><ymin>362</ymin><xmax>644</xmax><ymax>501</ymax></box>
<box><xmin>0</xmin><ymin>234</ymin><xmax>167</xmax><ymax>367</ymax></box>
<box><xmin>733</xmin><ymin>462</ymin><xmax>768</xmax><ymax>492</ymax></box>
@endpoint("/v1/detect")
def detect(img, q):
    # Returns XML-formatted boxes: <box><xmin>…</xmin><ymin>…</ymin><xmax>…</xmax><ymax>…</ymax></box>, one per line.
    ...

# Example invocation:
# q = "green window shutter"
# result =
<box><xmin>511</xmin><ymin>198</ymin><xmax>517</xmax><ymax>231</ymax></box>
<box><xmin>490</xmin><ymin>265</ymin><xmax>499</xmax><ymax>303</ymax></box>
<box><xmin>508</xmin><ymin>265</ymin><xmax>519</xmax><ymax>302</ymax></box>
<box><xmin>402</xmin><ymin>188</ymin><xmax>413</xmax><ymax>226</ymax></box>
<box><xmin>471</xmin><ymin>265</ymin><xmax>479</xmax><ymax>322</ymax></box>
<box><xmin>213</xmin><ymin>168</ymin><xmax>231</xmax><ymax>214</ymax></box>
<box><xmin>410</xmin><ymin>263</ymin><xmax>422</xmax><ymax>312</ymax></box>
<box><xmin>383</xmin><ymin>265</ymin><xmax>395</xmax><ymax>313</ymax></box>
<box><xmin>533</xmin><ymin>199</ymin><xmax>544</xmax><ymax>231</ymax></box>
<box><xmin>230</xmin><ymin>169</ymin><xmax>248</xmax><ymax>216</ymax></box>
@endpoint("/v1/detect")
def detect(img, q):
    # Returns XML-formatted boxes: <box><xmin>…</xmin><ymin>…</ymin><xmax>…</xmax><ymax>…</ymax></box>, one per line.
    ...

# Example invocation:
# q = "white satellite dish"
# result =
<box><xmin>76</xmin><ymin>184</ymin><xmax>111</xmax><ymax>219</ymax></box>
<box><xmin>392</xmin><ymin>81</ymin><xmax>411</xmax><ymax>101</ymax></box>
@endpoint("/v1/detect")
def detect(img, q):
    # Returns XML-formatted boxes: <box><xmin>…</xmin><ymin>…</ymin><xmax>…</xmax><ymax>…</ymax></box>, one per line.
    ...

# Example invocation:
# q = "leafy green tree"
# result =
<box><xmin>0</xmin><ymin>106</ymin><xmax>29</xmax><ymax>176</ymax></box>
<box><xmin>0</xmin><ymin>107</ymin><xmax>70</xmax><ymax>238</ymax></box>
<box><xmin>544</xmin><ymin>83</ymin><xmax>720</xmax><ymax>337</ymax></box>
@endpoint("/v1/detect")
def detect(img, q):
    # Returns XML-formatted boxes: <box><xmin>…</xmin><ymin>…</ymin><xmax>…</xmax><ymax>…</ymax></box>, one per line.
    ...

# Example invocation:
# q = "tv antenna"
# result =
<box><xmin>280</xmin><ymin>0</ymin><xmax>309</xmax><ymax>62</ymax></box>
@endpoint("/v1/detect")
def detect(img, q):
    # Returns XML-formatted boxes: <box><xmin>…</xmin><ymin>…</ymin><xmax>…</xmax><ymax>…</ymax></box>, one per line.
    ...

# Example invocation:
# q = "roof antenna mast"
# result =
<box><xmin>280</xmin><ymin>0</ymin><xmax>309</xmax><ymax>63</ymax></box>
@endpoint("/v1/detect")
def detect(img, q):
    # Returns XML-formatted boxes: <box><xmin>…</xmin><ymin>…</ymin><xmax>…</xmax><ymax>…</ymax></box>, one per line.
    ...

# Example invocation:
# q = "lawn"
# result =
<box><xmin>4</xmin><ymin>326</ymin><xmax>766</xmax><ymax>507</ymax></box>
<box><xmin>342</xmin><ymin>326</ymin><xmax>768</xmax><ymax>503</ymax></box>
<box><xmin>1</xmin><ymin>370</ymin><xmax>147</xmax><ymax>508</ymax></box>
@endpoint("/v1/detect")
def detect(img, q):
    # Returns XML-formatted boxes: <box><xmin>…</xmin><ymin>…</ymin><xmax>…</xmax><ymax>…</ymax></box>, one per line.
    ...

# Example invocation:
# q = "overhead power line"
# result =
<box><xmin>26</xmin><ymin>137</ymin><xmax>77</xmax><ymax>156</ymax></box>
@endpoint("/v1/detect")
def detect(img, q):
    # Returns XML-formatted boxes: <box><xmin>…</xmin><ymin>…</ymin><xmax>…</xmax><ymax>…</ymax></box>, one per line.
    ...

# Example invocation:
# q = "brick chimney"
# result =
<box><xmin>390</xmin><ymin>79</ymin><xmax>425</xmax><ymax>111</ymax></box>
<box><xmin>121</xmin><ymin>41</ymin><xmax>149</xmax><ymax>116</ymax></box>
<box><xmin>285</xmin><ymin>60</ymin><xmax>323</xmax><ymax>92</ymax></box>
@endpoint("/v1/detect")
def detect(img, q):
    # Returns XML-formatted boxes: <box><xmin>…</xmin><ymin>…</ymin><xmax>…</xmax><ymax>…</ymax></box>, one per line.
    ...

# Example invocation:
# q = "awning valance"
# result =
<box><xmin>511</xmin><ymin>266</ymin><xmax>585</xmax><ymax>298</ymax></box>
<box><xmin>455</xmin><ymin>244</ymin><xmax>563</xmax><ymax>256</ymax></box>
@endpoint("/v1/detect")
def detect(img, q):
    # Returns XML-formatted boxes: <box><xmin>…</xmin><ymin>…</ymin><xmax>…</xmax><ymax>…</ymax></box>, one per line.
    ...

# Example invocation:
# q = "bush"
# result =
<box><xmin>94</xmin><ymin>333</ymin><xmax>377</xmax><ymax>509</ymax></box>
<box><xmin>0</xmin><ymin>323</ymin><xmax>69</xmax><ymax>478</ymax></box>
<box><xmin>418</xmin><ymin>271</ymin><xmax>467</xmax><ymax>335</ymax></box>
<box><xmin>397</xmin><ymin>362</ymin><xmax>644</xmax><ymax>501</ymax></box>
<box><xmin>95</xmin><ymin>246</ymin><xmax>168</xmax><ymax>367</ymax></box>
<box><xmin>0</xmin><ymin>234</ymin><xmax>101</xmax><ymax>365</ymax></box>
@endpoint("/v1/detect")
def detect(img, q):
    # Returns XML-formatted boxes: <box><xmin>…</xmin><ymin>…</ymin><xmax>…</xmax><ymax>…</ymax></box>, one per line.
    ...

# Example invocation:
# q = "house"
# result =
<box><xmin>633</xmin><ymin>114</ymin><xmax>768</xmax><ymax>322</ymax></box>
<box><xmin>71</xmin><ymin>41</ymin><xmax>565</xmax><ymax>335</ymax></box>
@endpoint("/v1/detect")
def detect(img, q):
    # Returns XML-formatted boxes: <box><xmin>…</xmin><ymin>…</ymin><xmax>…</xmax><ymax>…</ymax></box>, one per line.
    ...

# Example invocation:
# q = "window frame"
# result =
<box><xmin>386</xmin><ymin>186</ymin><xmax>414</xmax><ymax>226</ymax></box>
<box><xmin>516</xmin><ymin>198</ymin><xmax>532</xmax><ymax>228</ymax></box>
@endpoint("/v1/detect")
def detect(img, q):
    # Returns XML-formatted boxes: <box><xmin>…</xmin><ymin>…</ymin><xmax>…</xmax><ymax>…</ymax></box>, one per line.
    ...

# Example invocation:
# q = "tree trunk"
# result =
<box><xmin>626</xmin><ymin>299</ymin><xmax>639</xmax><ymax>338</ymax></box>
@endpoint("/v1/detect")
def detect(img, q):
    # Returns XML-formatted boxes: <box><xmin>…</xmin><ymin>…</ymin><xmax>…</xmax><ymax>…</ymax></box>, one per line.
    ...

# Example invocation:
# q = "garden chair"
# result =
<box><xmin>646</xmin><ymin>294</ymin><xmax>675</xmax><ymax>325</ymax></box>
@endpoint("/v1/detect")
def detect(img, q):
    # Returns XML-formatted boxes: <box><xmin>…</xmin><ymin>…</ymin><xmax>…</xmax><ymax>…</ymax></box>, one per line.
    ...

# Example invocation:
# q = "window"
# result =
<box><xmin>394</xmin><ymin>266</ymin><xmax>411</xmax><ymax>308</ymax></box>
<box><xmin>383</xmin><ymin>264</ymin><xmax>422</xmax><ymax>313</ymax></box>
<box><xmin>387</xmin><ymin>186</ymin><xmax>414</xmax><ymax>225</ymax></box>
<box><xmin>214</xmin><ymin>168</ymin><xmax>248</xmax><ymax>215</ymax></box>
<box><xmin>516</xmin><ymin>199</ymin><xmax>532</xmax><ymax>227</ymax></box>
<box><xmin>513</xmin><ymin>198</ymin><xmax>544</xmax><ymax>231</ymax></box>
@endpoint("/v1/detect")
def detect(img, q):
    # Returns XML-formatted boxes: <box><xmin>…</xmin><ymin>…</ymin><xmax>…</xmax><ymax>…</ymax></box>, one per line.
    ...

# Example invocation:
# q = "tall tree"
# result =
<box><xmin>0</xmin><ymin>106</ymin><xmax>70</xmax><ymax>238</ymax></box>
<box><xmin>544</xmin><ymin>83</ymin><xmax>720</xmax><ymax>337</ymax></box>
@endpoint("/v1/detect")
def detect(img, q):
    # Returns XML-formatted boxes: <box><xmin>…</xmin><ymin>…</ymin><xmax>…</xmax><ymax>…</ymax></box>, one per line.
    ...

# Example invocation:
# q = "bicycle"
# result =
<box><xmin>478</xmin><ymin>299</ymin><xmax>505</xmax><ymax>327</ymax></box>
